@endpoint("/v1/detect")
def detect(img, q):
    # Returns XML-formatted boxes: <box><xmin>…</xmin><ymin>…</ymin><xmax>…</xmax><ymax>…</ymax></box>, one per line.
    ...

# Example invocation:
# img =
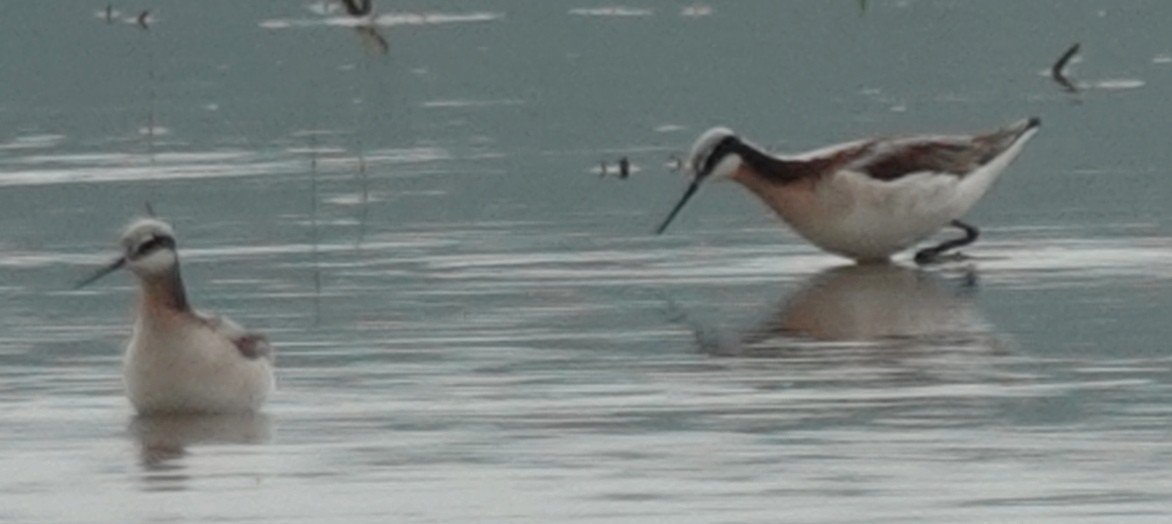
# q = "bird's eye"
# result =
<box><xmin>693</xmin><ymin>148</ymin><xmax>713</xmax><ymax>174</ymax></box>
<box><xmin>698</xmin><ymin>147</ymin><xmax>720</xmax><ymax>175</ymax></box>
<box><xmin>696</xmin><ymin>136</ymin><xmax>738</xmax><ymax>177</ymax></box>
<box><xmin>135</xmin><ymin>237</ymin><xmax>160</xmax><ymax>256</ymax></box>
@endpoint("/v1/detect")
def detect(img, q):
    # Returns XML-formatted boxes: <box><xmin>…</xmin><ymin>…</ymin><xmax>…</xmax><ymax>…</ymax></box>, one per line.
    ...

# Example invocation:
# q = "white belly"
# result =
<box><xmin>801</xmin><ymin>171</ymin><xmax>967</xmax><ymax>261</ymax></box>
<box><xmin>765</xmin><ymin>167</ymin><xmax>1004</xmax><ymax>262</ymax></box>
<box><xmin>124</xmin><ymin>320</ymin><xmax>273</xmax><ymax>414</ymax></box>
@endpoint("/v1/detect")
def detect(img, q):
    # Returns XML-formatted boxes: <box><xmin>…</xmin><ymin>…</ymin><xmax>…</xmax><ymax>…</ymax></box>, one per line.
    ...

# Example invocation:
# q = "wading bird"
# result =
<box><xmin>655</xmin><ymin>118</ymin><xmax>1040</xmax><ymax>264</ymax></box>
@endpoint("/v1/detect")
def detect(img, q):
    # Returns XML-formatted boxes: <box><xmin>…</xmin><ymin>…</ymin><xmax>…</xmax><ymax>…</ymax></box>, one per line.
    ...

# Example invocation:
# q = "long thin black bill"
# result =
<box><xmin>654</xmin><ymin>180</ymin><xmax>701</xmax><ymax>235</ymax></box>
<box><xmin>76</xmin><ymin>257</ymin><xmax>126</xmax><ymax>289</ymax></box>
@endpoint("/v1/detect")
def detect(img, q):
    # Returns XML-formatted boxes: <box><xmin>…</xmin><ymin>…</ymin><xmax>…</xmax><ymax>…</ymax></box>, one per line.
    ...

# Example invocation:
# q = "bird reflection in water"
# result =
<box><xmin>129</xmin><ymin>413</ymin><xmax>272</xmax><ymax>489</ymax></box>
<box><xmin>680</xmin><ymin>265</ymin><xmax>1002</xmax><ymax>357</ymax></box>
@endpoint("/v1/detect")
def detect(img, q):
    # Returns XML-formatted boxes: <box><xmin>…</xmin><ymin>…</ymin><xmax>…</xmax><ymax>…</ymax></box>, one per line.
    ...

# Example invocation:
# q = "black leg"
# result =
<box><xmin>915</xmin><ymin>220</ymin><xmax>980</xmax><ymax>265</ymax></box>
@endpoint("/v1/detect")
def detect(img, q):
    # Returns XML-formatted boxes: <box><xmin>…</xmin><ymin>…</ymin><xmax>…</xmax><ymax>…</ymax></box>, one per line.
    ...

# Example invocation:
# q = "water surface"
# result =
<box><xmin>3</xmin><ymin>1</ymin><xmax>1172</xmax><ymax>522</ymax></box>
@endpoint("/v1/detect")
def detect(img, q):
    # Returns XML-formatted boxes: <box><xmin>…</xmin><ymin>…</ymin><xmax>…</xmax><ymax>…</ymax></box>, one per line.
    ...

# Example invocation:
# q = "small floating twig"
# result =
<box><xmin>136</xmin><ymin>9</ymin><xmax>151</xmax><ymax>30</ymax></box>
<box><xmin>140</xmin><ymin>16</ymin><xmax>157</xmax><ymax>165</ymax></box>
<box><xmin>1051</xmin><ymin>42</ymin><xmax>1080</xmax><ymax>93</ymax></box>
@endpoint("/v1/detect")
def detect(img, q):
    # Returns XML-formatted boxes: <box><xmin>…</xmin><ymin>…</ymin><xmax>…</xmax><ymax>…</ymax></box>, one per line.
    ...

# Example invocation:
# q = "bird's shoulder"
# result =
<box><xmin>194</xmin><ymin>310</ymin><xmax>274</xmax><ymax>361</ymax></box>
<box><xmin>843</xmin><ymin>135</ymin><xmax>986</xmax><ymax>181</ymax></box>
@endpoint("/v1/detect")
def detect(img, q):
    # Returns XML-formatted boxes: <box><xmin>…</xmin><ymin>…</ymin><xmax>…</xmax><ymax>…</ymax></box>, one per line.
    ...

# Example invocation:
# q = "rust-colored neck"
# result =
<box><xmin>729</xmin><ymin>158</ymin><xmax>825</xmax><ymax>231</ymax></box>
<box><xmin>136</xmin><ymin>266</ymin><xmax>191</xmax><ymax>320</ymax></box>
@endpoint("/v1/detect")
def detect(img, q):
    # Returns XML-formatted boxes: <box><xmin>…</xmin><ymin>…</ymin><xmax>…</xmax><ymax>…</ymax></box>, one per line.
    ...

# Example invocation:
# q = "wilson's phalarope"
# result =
<box><xmin>78</xmin><ymin>218</ymin><xmax>274</xmax><ymax>414</ymax></box>
<box><xmin>656</xmin><ymin>118</ymin><xmax>1040</xmax><ymax>264</ymax></box>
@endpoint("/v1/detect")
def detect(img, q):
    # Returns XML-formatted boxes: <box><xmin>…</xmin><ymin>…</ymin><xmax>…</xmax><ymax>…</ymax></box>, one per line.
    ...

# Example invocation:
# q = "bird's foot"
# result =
<box><xmin>914</xmin><ymin>249</ymin><xmax>972</xmax><ymax>266</ymax></box>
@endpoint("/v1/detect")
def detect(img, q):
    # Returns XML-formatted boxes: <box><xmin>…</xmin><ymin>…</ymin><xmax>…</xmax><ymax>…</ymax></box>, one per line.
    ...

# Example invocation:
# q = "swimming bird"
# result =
<box><xmin>599</xmin><ymin>157</ymin><xmax>633</xmax><ymax>179</ymax></box>
<box><xmin>78</xmin><ymin>218</ymin><xmax>274</xmax><ymax>414</ymax></box>
<box><xmin>655</xmin><ymin>118</ymin><xmax>1040</xmax><ymax>264</ymax></box>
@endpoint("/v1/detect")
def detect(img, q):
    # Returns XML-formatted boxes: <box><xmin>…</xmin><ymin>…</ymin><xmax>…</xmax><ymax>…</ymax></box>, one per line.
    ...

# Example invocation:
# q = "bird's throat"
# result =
<box><xmin>137</xmin><ymin>268</ymin><xmax>191</xmax><ymax>316</ymax></box>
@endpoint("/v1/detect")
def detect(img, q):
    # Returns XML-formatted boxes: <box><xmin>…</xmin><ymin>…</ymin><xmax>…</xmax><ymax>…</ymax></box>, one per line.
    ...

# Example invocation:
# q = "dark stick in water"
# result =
<box><xmin>1050</xmin><ymin>43</ymin><xmax>1080</xmax><ymax>93</ymax></box>
<box><xmin>309</xmin><ymin>132</ymin><xmax>322</xmax><ymax>325</ymax></box>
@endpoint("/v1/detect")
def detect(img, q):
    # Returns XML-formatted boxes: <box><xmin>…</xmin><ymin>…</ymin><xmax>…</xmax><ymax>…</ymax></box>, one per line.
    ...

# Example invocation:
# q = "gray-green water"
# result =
<box><xmin>3</xmin><ymin>1</ymin><xmax>1172</xmax><ymax>522</ymax></box>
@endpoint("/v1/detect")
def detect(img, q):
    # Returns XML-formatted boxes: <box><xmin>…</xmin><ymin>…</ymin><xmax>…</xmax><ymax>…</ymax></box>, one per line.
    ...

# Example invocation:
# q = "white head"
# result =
<box><xmin>687</xmin><ymin>127</ymin><xmax>743</xmax><ymax>181</ymax></box>
<box><xmin>77</xmin><ymin>218</ymin><xmax>180</xmax><ymax>287</ymax></box>
<box><xmin>119</xmin><ymin>219</ymin><xmax>180</xmax><ymax>277</ymax></box>
<box><xmin>655</xmin><ymin>127</ymin><xmax>743</xmax><ymax>234</ymax></box>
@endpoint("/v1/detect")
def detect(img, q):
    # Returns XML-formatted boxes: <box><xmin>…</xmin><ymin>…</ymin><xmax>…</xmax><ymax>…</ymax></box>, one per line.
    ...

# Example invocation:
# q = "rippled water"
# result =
<box><xmin>3</xmin><ymin>1</ymin><xmax>1172</xmax><ymax>522</ymax></box>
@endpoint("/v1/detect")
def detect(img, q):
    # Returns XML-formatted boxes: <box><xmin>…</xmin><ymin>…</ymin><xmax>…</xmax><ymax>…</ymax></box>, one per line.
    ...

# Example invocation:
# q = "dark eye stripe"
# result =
<box><xmin>134</xmin><ymin>235</ymin><xmax>175</xmax><ymax>257</ymax></box>
<box><xmin>699</xmin><ymin>136</ymin><xmax>740</xmax><ymax>176</ymax></box>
